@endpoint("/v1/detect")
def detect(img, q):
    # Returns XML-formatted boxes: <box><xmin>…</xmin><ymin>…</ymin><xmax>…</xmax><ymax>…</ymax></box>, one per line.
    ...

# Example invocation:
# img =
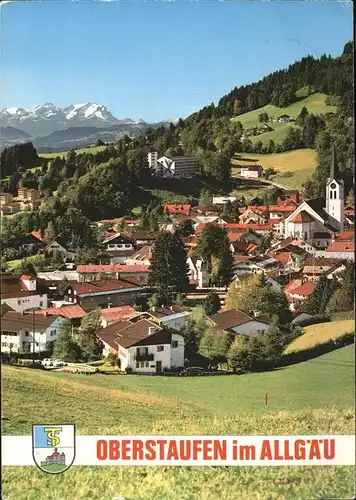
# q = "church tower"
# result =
<box><xmin>326</xmin><ymin>145</ymin><xmax>344</xmax><ymax>232</ymax></box>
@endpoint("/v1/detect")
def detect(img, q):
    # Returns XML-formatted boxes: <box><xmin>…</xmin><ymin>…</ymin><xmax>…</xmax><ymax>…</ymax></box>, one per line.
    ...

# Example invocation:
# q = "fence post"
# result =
<box><xmin>264</xmin><ymin>392</ymin><xmax>268</xmax><ymax>410</ymax></box>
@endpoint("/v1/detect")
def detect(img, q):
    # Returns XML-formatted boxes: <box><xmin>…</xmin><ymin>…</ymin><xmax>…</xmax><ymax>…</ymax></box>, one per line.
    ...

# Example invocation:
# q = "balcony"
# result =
<box><xmin>135</xmin><ymin>353</ymin><xmax>154</xmax><ymax>362</ymax></box>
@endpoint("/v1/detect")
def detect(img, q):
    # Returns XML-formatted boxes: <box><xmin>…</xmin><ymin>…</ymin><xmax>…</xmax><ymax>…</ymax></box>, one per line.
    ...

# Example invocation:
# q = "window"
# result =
<box><xmin>157</xmin><ymin>346</ymin><xmax>164</xmax><ymax>352</ymax></box>
<box><xmin>136</xmin><ymin>362</ymin><xmax>139</xmax><ymax>368</ymax></box>
<box><xmin>171</xmin><ymin>341</ymin><xmax>178</xmax><ymax>348</ymax></box>
<box><xmin>145</xmin><ymin>362</ymin><xmax>149</xmax><ymax>367</ymax></box>
<box><xmin>25</xmin><ymin>331</ymin><xmax>29</xmax><ymax>337</ymax></box>
<box><xmin>51</xmin><ymin>330</ymin><xmax>56</xmax><ymax>337</ymax></box>
<box><xmin>140</xmin><ymin>362</ymin><xmax>145</xmax><ymax>368</ymax></box>
<box><xmin>39</xmin><ymin>301</ymin><xmax>43</xmax><ymax>307</ymax></box>
<box><xmin>18</xmin><ymin>300</ymin><xmax>21</xmax><ymax>305</ymax></box>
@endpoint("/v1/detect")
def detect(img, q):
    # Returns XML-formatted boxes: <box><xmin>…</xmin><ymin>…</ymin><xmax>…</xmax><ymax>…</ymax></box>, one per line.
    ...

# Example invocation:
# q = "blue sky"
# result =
<box><xmin>0</xmin><ymin>0</ymin><xmax>353</xmax><ymax>122</ymax></box>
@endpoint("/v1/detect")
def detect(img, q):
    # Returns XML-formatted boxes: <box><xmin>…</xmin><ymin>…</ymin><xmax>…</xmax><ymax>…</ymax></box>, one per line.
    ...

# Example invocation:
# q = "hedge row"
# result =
<box><xmin>279</xmin><ymin>332</ymin><xmax>354</xmax><ymax>366</ymax></box>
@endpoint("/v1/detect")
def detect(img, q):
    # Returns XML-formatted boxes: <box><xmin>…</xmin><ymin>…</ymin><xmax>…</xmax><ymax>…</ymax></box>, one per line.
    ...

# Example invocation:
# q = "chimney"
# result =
<box><xmin>253</xmin><ymin>311</ymin><xmax>260</xmax><ymax>318</ymax></box>
<box><xmin>170</xmin><ymin>306</ymin><xmax>174</xmax><ymax>311</ymax></box>
<box><xmin>21</xmin><ymin>310</ymin><xmax>25</xmax><ymax>316</ymax></box>
<box><xmin>152</xmin><ymin>306</ymin><xmax>156</xmax><ymax>312</ymax></box>
<box><xmin>148</xmin><ymin>326</ymin><xmax>155</xmax><ymax>336</ymax></box>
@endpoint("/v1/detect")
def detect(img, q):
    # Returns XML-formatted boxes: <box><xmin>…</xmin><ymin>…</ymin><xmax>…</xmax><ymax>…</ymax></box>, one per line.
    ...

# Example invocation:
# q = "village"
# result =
<box><xmin>1</xmin><ymin>145</ymin><xmax>354</xmax><ymax>375</ymax></box>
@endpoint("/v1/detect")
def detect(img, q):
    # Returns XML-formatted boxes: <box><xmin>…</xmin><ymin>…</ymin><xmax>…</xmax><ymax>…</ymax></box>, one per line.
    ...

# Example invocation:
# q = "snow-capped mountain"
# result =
<box><xmin>0</xmin><ymin>102</ymin><xmax>135</xmax><ymax>137</ymax></box>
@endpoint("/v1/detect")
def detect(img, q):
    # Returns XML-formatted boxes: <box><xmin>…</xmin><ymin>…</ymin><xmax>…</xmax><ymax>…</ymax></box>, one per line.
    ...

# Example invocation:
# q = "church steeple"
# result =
<box><xmin>328</xmin><ymin>144</ymin><xmax>342</xmax><ymax>183</ymax></box>
<box><xmin>326</xmin><ymin>144</ymin><xmax>344</xmax><ymax>232</ymax></box>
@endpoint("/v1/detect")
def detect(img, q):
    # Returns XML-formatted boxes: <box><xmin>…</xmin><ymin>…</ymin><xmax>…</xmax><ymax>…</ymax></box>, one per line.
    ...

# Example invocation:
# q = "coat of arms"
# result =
<box><xmin>32</xmin><ymin>424</ymin><xmax>76</xmax><ymax>474</ymax></box>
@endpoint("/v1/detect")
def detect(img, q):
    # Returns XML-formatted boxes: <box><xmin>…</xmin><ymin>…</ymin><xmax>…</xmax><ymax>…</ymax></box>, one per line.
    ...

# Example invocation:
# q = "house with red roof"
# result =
<box><xmin>164</xmin><ymin>204</ymin><xmax>191</xmax><ymax>216</ymax></box>
<box><xmin>100</xmin><ymin>305</ymin><xmax>138</xmax><ymax>328</ymax></box>
<box><xmin>284</xmin><ymin>279</ymin><xmax>315</xmax><ymax>311</ymax></box>
<box><xmin>76</xmin><ymin>264</ymin><xmax>150</xmax><ymax>285</ymax></box>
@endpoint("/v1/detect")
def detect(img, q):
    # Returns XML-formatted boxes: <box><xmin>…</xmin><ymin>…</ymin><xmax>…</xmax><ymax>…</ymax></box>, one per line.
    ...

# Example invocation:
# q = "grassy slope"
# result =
<box><xmin>2</xmin><ymin>346</ymin><xmax>355</xmax><ymax>500</ymax></box>
<box><xmin>232</xmin><ymin>149</ymin><xmax>317</xmax><ymax>189</ymax></box>
<box><xmin>39</xmin><ymin>145</ymin><xmax>107</xmax><ymax>159</ymax></box>
<box><xmin>284</xmin><ymin>320</ymin><xmax>355</xmax><ymax>354</ymax></box>
<box><xmin>232</xmin><ymin>93</ymin><xmax>336</xmax><ymax>146</ymax></box>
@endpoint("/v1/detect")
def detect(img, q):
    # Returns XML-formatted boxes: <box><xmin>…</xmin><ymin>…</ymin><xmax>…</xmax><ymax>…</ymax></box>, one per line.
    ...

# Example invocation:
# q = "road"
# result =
<box><xmin>232</xmin><ymin>174</ymin><xmax>295</xmax><ymax>192</ymax></box>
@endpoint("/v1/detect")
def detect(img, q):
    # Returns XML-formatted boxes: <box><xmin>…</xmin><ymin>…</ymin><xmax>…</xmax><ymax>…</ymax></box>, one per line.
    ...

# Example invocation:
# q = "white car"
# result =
<box><xmin>53</xmin><ymin>360</ymin><xmax>67</xmax><ymax>368</ymax></box>
<box><xmin>41</xmin><ymin>358</ymin><xmax>54</xmax><ymax>367</ymax></box>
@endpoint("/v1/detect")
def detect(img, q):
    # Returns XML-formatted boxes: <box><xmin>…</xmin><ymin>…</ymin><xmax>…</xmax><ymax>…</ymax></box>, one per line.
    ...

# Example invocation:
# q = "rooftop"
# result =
<box><xmin>1</xmin><ymin>311</ymin><xmax>59</xmax><ymax>332</ymax></box>
<box><xmin>209</xmin><ymin>308</ymin><xmax>263</xmax><ymax>330</ymax></box>
<box><xmin>76</xmin><ymin>264</ymin><xmax>149</xmax><ymax>274</ymax></box>
<box><xmin>34</xmin><ymin>304</ymin><xmax>86</xmax><ymax>319</ymax></box>
<box><xmin>72</xmin><ymin>279</ymin><xmax>141</xmax><ymax>296</ymax></box>
<box><xmin>289</xmin><ymin>211</ymin><xmax>315</xmax><ymax>224</ymax></box>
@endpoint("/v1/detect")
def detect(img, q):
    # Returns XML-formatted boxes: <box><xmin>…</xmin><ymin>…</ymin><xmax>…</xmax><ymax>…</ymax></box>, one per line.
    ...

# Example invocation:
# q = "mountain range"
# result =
<box><xmin>0</xmin><ymin>103</ymin><xmax>175</xmax><ymax>152</ymax></box>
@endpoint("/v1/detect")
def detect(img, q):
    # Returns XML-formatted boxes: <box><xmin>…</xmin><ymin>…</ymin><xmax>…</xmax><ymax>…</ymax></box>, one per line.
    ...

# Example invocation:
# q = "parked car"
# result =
<box><xmin>179</xmin><ymin>366</ymin><xmax>204</xmax><ymax>376</ymax></box>
<box><xmin>52</xmin><ymin>360</ymin><xmax>67</xmax><ymax>368</ymax></box>
<box><xmin>41</xmin><ymin>358</ymin><xmax>54</xmax><ymax>367</ymax></box>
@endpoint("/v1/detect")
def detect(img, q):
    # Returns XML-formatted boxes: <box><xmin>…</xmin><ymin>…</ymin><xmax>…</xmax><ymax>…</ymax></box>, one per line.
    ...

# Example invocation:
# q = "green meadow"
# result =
<box><xmin>2</xmin><ymin>345</ymin><xmax>354</xmax><ymax>499</ymax></box>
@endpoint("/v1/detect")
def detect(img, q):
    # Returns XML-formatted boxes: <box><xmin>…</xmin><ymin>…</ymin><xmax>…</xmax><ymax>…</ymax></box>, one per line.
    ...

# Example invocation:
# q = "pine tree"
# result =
<box><xmin>176</xmin><ymin>219</ymin><xmax>194</xmax><ymax>237</ymax></box>
<box><xmin>53</xmin><ymin>320</ymin><xmax>80</xmax><ymax>362</ymax></box>
<box><xmin>302</xmin><ymin>276</ymin><xmax>336</xmax><ymax>315</ymax></box>
<box><xmin>195</xmin><ymin>224</ymin><xmax>234</xmax><ymax>287</ymax></box>
<box><xmin>147</xmin><ymin>231</ymin><xmax>189</xmax><ymax>304</ymax></box>
<box><xmin>76</xmin><ymin>311</ymin><xmax>103</xmax><ymax>362</ymax></box>
<box><xmin>203</xmin><ymin>291</ymin><xmax>221</xmax><ymax>316</ymax></box>
<box><xmin>296</xmin><ymin>106</ymin><xmax>309</xmax><ymax>126</ymax></box>
<box><xmin>326</xmin><ymin>263</ymin><xmax>354</xmax><ymax>314</ymax></box>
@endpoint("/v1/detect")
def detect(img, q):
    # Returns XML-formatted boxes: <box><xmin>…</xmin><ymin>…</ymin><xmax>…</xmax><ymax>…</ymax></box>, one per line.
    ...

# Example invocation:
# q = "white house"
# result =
<box><xmin>102</xmin><ymin>233</ymin><xmax>136</xmax><ymax>252</ymax></box>
<box><xmin>240</xmin><ymin>165</ymin><xmax>264</xmax><ymax>179</ymax></box>
<box><xmin>212</xmin><ymin>196</ymin><xmax>237</xmax><ymax>206</ymax></box>
<box><xmin>1</xmin><ymin>274</ymin><xmax>48</xmax><ymax>313</ymax></box>
<box><xmin>1</xmin><ymin>311</ymin><xmax>65</xmax><ymax>353</ymax></box>
<box><xmin>208</xmin><ymin>308</ymin><xmax>270</xmax><ymax>337</ymax></box>
<box><xmin>187</xmin><ymin>255</ymin><xmax>209</xmax><ymax>288</ymax></box>
<box><xmin>97</xmin><ymin>318</ymin><xmax>185</xmax><ymax>373</ymax></box>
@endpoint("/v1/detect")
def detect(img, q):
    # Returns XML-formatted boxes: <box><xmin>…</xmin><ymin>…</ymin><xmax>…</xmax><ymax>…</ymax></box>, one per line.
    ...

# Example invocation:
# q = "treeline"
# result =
<box><xmin>189</xmin><ymin>41</ymin><xmax>353</xmax><ymax>122</ymax></box>
<box><xmin>1</xmin><ymin>142</ymin><xmax>40</xmax><ymax>178</ymax></box>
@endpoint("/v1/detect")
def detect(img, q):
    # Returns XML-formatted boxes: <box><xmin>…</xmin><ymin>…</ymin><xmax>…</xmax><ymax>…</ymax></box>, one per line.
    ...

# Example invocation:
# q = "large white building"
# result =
<box><xmin>147</xmin><ymin>152</ymin><xmax>199</xmax><ymax>178</ymax></box>
<box><xmin>284</xmin><ymin>146</ymin><xmax>345</xmax><ymax>249</ymax></box>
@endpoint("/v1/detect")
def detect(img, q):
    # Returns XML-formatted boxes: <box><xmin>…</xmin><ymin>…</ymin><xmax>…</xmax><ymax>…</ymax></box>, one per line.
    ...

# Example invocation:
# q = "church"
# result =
<box><xmin>284</xmin><ymin>145</ymin><xmax>344</xmax><ymax>249</ymax></box>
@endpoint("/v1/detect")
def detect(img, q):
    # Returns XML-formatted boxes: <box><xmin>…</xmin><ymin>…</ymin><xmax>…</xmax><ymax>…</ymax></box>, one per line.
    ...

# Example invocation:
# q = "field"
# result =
<box><xmin>284</xmin><ymin>320</ymin><xmax>355</xmax><ymax>354</ymax></box>
<box><xmin>232</xmin><ymin>93</ymin><xmax>336</xmax><ymax>146</ymax></box>
<box><xmin>2</xmin><ymin>345</ymin><xmax>355</xmax><ymax>500</ymax></box>
<box><xmin>232</xmin><ymin>148</ymin><xmax>317</xmax><ymax>190</ymax></box>
<box><xmin>5</xmin><ymin>254</ymin><xmax>40</xmax><ymax>271</ymax></box>
<box><xmin>39</xmin><ymin>145</ymin><xmax>107</xmax><ymax>159</ymax></box>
